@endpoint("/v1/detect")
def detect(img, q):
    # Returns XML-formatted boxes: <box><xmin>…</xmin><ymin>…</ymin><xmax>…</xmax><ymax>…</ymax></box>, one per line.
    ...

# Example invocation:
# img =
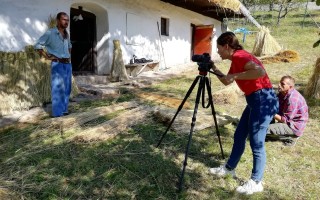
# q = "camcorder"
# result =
<box><xmin>192</xmin><ymin>53</ymin><xmax>213</xmax><ymax>72</ymax></box>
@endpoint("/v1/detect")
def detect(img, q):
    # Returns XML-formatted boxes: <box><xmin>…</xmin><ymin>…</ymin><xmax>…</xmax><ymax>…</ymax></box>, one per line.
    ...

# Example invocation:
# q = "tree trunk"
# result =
<box><xmin>269</xmin><ymin>3</ymin><xmax>274</xmax><ymax>11</ymax></box>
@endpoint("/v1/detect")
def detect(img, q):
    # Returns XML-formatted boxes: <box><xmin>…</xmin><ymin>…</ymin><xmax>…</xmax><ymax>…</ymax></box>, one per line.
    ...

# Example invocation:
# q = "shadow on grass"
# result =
<box><xmin>0</xmin><ymin>120</ymin><xmax>223</xmax><ymax>199</ymax></box>
<box><xmin>0</xmin><ymin>118</ymin><xmax>230</xmax><ymax>199</ymax></box>
<box><xmin>0</xmin><ymin>116</ymin><xmax>289</xmax><ymax>199</ymax></box>
<box><xmin>0</xmin><ymin>72</ymin><xmax>293</xmax><ymax>199</ymax></box>
<box><xmin>0</xmin><ymin>123</ymin><xmax>182</xmax><ymax>199</ymax></box>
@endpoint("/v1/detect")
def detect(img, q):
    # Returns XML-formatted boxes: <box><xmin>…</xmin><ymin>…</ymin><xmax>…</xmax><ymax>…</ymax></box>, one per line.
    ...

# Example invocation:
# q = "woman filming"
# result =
<box><xmin>209</xmin><ymin>32</ymin><xmax>278</xmax><ymax>195</ymax></box>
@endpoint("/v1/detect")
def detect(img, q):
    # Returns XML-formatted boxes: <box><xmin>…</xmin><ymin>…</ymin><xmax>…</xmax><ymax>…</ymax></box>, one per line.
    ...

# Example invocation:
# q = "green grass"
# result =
<box><xmin>1</xmin><ymin>8</ymin><xmax>320</xmax><ymax>199</ymax></box>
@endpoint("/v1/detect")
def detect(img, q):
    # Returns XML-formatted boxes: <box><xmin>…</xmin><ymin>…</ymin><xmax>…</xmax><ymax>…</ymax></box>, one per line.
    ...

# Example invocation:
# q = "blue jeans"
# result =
<box><xmin>51</xmin><ymin>61</ymin><xmax>72</xmax><ymax>117</ymax></box>
<box><xmin>226</xmin><ymin>88</ymin><xmax>279</xmax><ymax>181</ymax></box>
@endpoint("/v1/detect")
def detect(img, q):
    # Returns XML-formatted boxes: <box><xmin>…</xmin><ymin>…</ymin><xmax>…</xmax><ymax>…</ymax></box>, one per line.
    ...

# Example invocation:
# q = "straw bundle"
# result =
<box><xmin>252</xmin><ymin>26</ymin><xmax>282</xmax><ymax>57</ymax></box>
<box><xmin>110</xmin><ymin>40</ymin><xmax>129</xmax><ymax>82</ymax></box>
<box><xmin>0</xmin><ymin>46</ymin><xmax>79</xmax><ymax>116</ymax></box>
<box><xmin>304</xmin><ymin>57</ymin><xmax>320</xmax><ymax>99</ymax></box>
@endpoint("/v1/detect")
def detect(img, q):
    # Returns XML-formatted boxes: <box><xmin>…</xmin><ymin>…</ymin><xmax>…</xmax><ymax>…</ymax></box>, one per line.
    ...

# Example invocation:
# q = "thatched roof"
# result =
<box><xmin>160</xmin><ymin>0</ymin><xmax>243</xmax><ymax>21</ymax></box>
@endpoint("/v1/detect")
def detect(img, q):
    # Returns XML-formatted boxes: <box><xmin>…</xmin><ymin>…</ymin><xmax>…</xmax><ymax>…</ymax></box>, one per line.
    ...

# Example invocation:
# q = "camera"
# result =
<box><xmin>191</xmin><ymin>53</ymin><xmax>213</xmax><ymax>72</ymax></box>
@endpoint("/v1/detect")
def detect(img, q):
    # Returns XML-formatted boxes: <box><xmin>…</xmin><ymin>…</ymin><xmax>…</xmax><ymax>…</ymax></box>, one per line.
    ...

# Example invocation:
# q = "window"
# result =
<box><xmin>161</xmin><ymin>17</ymin><xmax>169</xmax><ymax>36</ymax></box>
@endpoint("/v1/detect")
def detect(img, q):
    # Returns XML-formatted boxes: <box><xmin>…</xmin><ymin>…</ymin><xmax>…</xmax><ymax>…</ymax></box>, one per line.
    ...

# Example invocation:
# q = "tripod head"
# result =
<box><xmin>192</xmin><ymin>53</ymin><xmax>223</xmax><ymax>77</ymax></box>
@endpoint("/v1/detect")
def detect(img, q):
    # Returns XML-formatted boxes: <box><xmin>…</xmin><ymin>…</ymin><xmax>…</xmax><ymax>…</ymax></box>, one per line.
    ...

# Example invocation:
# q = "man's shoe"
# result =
<box><xmin>63</xmin><ymin>112</ymin><xmax>69</xmax><ymax>116</ymax></box>
<box><xmin>236</xmin><ymin>179</ymin><xmax>263</xmax><ymax>195</ymax></box>
<box><xmin>209</xmin><ymin>165</ymin><xmax>236</xmax><ymax>178</ymax></box>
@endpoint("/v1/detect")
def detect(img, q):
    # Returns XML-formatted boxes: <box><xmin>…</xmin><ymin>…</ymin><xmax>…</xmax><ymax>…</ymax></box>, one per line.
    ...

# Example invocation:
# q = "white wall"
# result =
<box><xmin>0</xmin><ymin>0</ymin><xmax>72</xmax><ymax>51</ymax></box>
<box><xmin>0</xmin><ymin>0</ymin><xmax>222</xmax><ymax>74</ymax></box>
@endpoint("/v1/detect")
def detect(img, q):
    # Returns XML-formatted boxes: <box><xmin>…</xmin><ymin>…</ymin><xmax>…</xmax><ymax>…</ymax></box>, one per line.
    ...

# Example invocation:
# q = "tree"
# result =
<box><xmin>273</xmin><ymin>0</ymin><xmax>305</xmax><ymax>25</ymax></box>
<box><xmin>240</xmin><ymin>0</ymin><xmax>306</xmax><ymax>25</ymax></box>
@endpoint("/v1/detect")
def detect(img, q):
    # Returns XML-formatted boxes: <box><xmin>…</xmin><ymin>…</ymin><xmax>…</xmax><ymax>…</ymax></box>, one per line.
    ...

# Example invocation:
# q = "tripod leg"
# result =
<box><xmin>156</xmin><ymin>76</ymin><xmax>201</xmax><ymax>147</ymax></box>
<box><xmin>178</xmin><ymin>76</ymin><xmax>205</xmax><ymax>192</ymax></box>
<box><xmin>205</xmin><ymin>77</ymin><xmax>225</xmax><ymax>159</ymax></box>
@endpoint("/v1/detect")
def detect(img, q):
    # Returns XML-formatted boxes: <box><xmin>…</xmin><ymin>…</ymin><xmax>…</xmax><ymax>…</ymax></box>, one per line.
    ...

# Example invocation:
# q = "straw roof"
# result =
<box><xmin>160</xmin><ymin>0</ymin><xmax>243</xmax><ymax>21</ymax></box>
<box><xmin>210</xmin><ymin>0</ymin><xmax>241</xmax><ymax>12</ymax></box>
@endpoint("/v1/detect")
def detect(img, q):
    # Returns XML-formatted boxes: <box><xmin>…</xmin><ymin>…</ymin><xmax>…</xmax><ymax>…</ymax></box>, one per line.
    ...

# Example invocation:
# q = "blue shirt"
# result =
<box><xmin>34</xmin><ymin>27</ymin><xmax>72</xmax><ymax>59</ymax></box>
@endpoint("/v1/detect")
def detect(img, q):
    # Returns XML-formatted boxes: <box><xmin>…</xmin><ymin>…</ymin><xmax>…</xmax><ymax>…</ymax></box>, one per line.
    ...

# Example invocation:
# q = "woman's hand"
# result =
<box><xmin>210</xmin><ymin>61</ymin><xmax>217</xmax><ymax>71</ymax></box>
<box><xmin>219</xmin><ymin>74</ymin><xmax>235</xmax><ymax>85</ymax></box>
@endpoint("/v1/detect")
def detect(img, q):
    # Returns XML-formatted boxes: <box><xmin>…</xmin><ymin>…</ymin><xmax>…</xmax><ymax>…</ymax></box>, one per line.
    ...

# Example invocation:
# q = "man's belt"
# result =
<box><xmin>52</xmin><ymin>58</ymin><xmax>70</xmax><ymax>64</ymax></box>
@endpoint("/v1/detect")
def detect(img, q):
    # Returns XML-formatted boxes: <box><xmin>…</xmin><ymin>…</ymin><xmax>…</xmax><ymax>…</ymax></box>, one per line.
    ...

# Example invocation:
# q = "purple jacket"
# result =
<box><xmin>278</xmin><ymin>88</ymin><xmax>309</xmax><ymax>136</ymax></box>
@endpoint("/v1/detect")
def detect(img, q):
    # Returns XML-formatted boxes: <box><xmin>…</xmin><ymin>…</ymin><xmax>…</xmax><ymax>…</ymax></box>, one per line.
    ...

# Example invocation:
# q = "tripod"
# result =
<box><xmin>156</xmin><ymin>70</ymin><xmax>225</xmax><ymax>192</ymax></box>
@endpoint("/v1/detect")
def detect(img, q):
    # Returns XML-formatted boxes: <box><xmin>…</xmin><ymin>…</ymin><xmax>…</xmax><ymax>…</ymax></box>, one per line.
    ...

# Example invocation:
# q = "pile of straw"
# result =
<box><xmin>0</xmin><ymin>46</ymin><xmax>79</xmax><ymax>116</ymax></box>
<box><xmin>212</xmin><ymin>83</ymin><xmax>241</xmax><ymax>104</ymax></box>
<box><xmin>252</xmin><ymin>26</ymin><xmax>282</xmax><ymax>57</ymax></box>
<box><xmin>72</xmin><ymin>106</ymin><xmax>151</xmax><ymax>143</ymax></box>
<box><xmin>260</xmin><ymin>50</ymin><xmax>300</xmax><ymax>64</ymax></box>
<box><xmin>304</xmin><ymin>57</ymin><xmax>320</xmax><ymax>99</ymax></box>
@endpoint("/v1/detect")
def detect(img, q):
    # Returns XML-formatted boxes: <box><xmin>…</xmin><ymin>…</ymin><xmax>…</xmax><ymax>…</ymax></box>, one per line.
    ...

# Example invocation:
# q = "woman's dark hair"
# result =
<box><xmin>217</xmin><ymin>31</ymin><xmax>243</xmax><ymax>50</ymax></box>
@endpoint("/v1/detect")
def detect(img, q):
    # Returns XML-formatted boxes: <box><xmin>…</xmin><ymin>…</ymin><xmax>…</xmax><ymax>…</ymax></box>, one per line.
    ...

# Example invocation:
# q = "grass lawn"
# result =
<box><xmin>1</xmin><ymin>8</ymin><xmax>320</xmax><ymax>200</ymax></box>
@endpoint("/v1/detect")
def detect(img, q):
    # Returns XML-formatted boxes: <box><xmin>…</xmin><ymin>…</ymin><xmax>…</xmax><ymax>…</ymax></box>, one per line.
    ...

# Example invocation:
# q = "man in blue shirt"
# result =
<box><xmin>34</xmin><ymin>12</ymin><xmax>72</xmax><ymax>117</ymax></box>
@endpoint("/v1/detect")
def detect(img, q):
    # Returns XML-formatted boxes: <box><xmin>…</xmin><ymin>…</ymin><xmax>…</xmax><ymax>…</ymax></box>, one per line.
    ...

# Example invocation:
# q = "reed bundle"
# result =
<box><xmin>252</xmin><ymin>26</ymin><xmax>282</xmax><ymax>57</ymax></box>
<box><xmin>304</xmin><ymin>57</ymin><xmax>320</xmax><ymax>99</ymax></box>
<box><xmin>0</xmin><ymin>46</ymin><xmax>79</xmax><ymax>116</ymax></box>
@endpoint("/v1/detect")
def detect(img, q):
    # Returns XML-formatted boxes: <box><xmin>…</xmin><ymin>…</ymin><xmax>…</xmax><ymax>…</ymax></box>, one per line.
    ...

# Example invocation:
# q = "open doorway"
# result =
<box><xmin>70</xmin><ymin>7</ymin><xmax>97</xmax><ymax>74</ymax></box>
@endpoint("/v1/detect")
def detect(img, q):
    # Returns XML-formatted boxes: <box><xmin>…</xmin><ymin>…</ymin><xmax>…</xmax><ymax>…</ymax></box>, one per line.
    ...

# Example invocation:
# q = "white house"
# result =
<box><xmin>0</xmin><ymin>0</ymin><xmax>241</xmax><ymax>75</ymax></box>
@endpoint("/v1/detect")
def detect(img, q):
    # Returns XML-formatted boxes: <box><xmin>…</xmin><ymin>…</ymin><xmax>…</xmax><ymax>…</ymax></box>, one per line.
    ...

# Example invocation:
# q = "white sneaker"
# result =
<box><xmin>209</xmin><ymin>165</ymin><xmax>236</xmax><ymax>178</ymax></box>
<box><xmin>236</xmin><ymin>179</ymin><xmax>263</xmax><ymax>195</ymax></box>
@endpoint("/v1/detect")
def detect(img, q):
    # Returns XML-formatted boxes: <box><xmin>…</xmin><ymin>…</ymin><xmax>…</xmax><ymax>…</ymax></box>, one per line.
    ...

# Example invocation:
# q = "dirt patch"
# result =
<box><xmin>137</xmin><ymin>92</ymin><xmax>191</xmax><ymax>109</ymax></box>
